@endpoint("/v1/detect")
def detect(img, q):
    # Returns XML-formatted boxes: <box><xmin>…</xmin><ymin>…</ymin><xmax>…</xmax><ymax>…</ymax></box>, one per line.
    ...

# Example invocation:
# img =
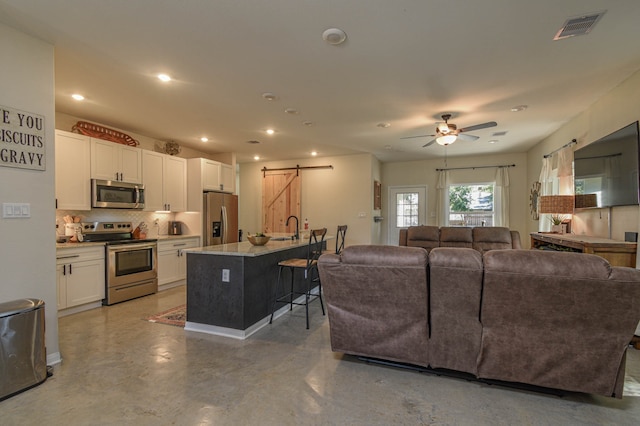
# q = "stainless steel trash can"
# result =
<box><xmin>0</xmin><ymin>298</ymin><xmax>47</xmax><ymax>401</ymax></box>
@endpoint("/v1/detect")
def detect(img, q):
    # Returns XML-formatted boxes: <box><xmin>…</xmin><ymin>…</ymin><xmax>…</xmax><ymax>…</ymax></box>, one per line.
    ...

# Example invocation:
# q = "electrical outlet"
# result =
<box><xmin>222</xmin><ymin>269</ymin><xmax>230</xmax><ymax>282</ymax></box>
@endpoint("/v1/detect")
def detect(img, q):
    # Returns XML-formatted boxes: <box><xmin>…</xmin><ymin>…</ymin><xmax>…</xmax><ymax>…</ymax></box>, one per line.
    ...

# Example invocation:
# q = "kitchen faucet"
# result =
<box><xmin>286</xmin><ymin>215</ymin><xmax>299</xmax><ymax>240</ymax></box>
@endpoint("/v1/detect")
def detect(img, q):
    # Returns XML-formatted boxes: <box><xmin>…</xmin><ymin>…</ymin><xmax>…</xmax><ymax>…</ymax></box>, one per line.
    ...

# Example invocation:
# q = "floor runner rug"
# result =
<box><xmin>145</xmin><ymin>304</ymin><xmax>186</xmax><ymax>327</ymax></box>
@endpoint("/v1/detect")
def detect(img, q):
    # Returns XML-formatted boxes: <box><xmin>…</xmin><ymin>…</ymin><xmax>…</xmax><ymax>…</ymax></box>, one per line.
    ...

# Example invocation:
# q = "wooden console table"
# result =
<box><xmin>530</xmin><ymin>232</ymin><xmax>637</xmax><ymax>268</ymax></box>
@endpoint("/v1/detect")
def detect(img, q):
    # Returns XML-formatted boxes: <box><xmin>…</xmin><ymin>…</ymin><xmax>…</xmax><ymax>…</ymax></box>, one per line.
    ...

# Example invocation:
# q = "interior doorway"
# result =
<box><xmin>387</xmin><ymin>186</ymin><xmax>427</xmax><ymax>245</ymax></box>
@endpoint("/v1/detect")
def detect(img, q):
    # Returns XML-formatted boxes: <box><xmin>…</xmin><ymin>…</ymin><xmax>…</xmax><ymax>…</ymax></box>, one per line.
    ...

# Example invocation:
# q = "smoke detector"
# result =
<box><xmin>322</xmin><ymin>28</ymin><xmax>347</xmax><ymax>45</ymax></box>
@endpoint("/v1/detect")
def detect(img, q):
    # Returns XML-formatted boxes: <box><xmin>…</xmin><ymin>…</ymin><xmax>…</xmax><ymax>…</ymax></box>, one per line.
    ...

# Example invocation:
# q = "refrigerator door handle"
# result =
<box><xmin>221</xmin><ymin>205</ymin><xmax>228</xmax><ymax>244</ymax></box>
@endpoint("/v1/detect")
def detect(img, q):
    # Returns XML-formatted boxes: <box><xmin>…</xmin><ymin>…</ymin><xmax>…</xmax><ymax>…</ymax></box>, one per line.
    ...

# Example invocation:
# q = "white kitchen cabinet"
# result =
<box><xmin>164</xmin><ymin>155</ymin><xmax>187</xmax><ymax>211</ymax></box>
<box><xmin>142</xmin><ymin>151</ymin><xmax>187</xmax><ymax>212</ymax></box>
<box><xmin>157</xmin><ymin>237</ymin><xmax>200</xmax><ymax>287</ymax></box>
<box><xmin>56</xmin><ymin>245</ymin><xmax>105</xmax><ymax>311</ymax></box>
<box><xmin>187</xmin><ymin>158</ymin><xmax>235</xmax><ymax>211</ymax></box>
<box><xmin>91</xmin><ymin>138</ymin><xmax>143</xmax><ymax>183</ymax></box>
<box><xmin>202</xmin><ymin>159</ymin><xmax>222</xmax><ymax>191</ymax></box>
<box><xmin>220</xmin><ymin>163</ymin><xmax>235</xmax><ymax>193</ymax></box>
<box><xmin>55</xmin><ymin>130</ymin><xmax>91</xmax><ymax>210</ymax></box>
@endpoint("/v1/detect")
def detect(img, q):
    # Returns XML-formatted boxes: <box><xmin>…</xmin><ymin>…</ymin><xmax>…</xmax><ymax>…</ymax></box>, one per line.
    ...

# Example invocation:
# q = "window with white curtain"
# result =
<box><xmin>448</xmin><ymin>183</ymin><xmax>495</xmax><ymax>226</ymax></box>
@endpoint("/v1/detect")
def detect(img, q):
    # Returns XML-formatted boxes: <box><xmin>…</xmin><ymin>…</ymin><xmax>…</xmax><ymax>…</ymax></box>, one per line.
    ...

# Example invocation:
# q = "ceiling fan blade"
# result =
<box><xmin>422</xmin><ymin>139</ymin><xmax>437</xmax><ymax>148</ymax></box>
<box><xmin>457</xmin><ymin>133</ymin><xmax>479</xmax><ymax>142</ymax></box>
<box><xmin>459</xmin><ymin>121</ymin><xmax>497</xmax><ymax>133</ymax></box>
<box><xmin>400</xmin><ymin>134</ymin><xmax>434</xmax><ymax>140</ymax></box>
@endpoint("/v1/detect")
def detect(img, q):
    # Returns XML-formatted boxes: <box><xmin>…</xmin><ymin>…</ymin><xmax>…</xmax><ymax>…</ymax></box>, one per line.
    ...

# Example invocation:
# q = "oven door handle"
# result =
<box><xmin>108</xmin><ymin>243</ymin><xmax>157</xmax><ymax>252</ymax></box>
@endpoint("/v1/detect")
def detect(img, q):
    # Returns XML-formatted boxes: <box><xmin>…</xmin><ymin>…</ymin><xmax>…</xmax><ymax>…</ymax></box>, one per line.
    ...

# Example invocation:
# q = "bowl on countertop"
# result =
<box><xmin>247</xmin><ymin>235</ymin><xmax>271</xmax><ymax>246</ymax></box>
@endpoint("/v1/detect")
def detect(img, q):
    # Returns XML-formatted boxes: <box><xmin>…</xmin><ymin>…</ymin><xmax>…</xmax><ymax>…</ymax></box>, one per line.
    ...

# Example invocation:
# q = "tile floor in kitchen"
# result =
<box><xmin>2</xmin><ymin>285</ymin><xmax>640</xmax><ymax>425</ymax></box>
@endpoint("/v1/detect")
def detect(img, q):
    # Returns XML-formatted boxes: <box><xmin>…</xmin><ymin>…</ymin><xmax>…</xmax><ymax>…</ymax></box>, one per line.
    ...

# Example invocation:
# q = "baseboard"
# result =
<box><xmin>57</xmin><ymin>301</ymin><xmax>103</xmax><ymax>317</ymax></box>
<box><xmin>158</xmin><ymin>280</ymin><xmax>185</xmax><ymax>292</ymax></box>
<box><xmin>47</xmin><ymin>351</ymin><xmax>62</xmax><ymax>366</ymax></box>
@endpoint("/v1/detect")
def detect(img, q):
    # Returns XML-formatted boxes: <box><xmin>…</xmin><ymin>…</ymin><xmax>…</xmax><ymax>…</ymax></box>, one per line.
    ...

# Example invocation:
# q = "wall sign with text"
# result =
<box><xmin>0</xmin><ymin>104</ymin><xmax>45</xmax><ymax>171</ymax></box>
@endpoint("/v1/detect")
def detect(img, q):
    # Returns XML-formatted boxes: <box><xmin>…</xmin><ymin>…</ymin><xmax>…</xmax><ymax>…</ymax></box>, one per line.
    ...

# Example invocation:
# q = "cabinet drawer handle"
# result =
<box><xmin>63</xmin><ymin>264</ymin><xmax>66</xmax><ymax>275</ymax></box>
<box><xmin>173</xmin><ymin>243</ymin><xmax>187</xmax><ymax>247</ymax></box>
<box><xmin>57</xmin><ymin>254</ymin><xmax>80</xmax><ymax>260</ymax></box>
<box><xmin>69</xmin><ymin>264</ymin><xmax>72</xmax><ymax>274</ymax></box>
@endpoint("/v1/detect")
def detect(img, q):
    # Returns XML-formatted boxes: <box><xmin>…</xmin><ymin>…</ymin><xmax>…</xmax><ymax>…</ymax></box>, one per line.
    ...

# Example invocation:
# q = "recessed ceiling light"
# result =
<box><xmin>285</xmin><ymin>108</ymin><xmax>299</xmax><ymax>115</ymax></box>
<box><xmin>377</xmin><ymin>122</ymin><xmax>391</xmax><ymax>128</ymax></box>
<box><xmin>322</xmin><ymin>28</ymin><xmax>347</xmax><ymax>45</ymax></box>
<box><xmin>311</xmin><ymin>151</ymin><xmax>318</xmax><ymax>156</ymax></box>
<box><xmin>510</xmin><ymin>105</ymin><xmax>528</xmax><ymax>112</ymax></box>
<box><xmin>254</xmin><ymin>155</ymin><xmax>260</xmax><ymax>160</ymax></box>
<box><xmin>200</xmin><ymin>137</ymin><xmax>209</xmax><ymax>142</ymax></box>
<box><xmin>157</xmin><ymin>74</ymin><xmax>171</xmax><ymax>82</ymax></box>
<box><xmin>262</xmin><ymin>92</ymin><xmax>277</xmax><ymax>101</ymax></box>
<box><xmin>266</xmin><ymin>129</ymin><xmax>275</xmax><ymax>135</ymax></box>
<box><xmin>71</xmin><ymin>94</ymin><xmax>84</xmax><ymax>101</ymax></box>
<box><xmin>488</xmin><ymin>140</ymin><xmax>498</xmax><ymax>144</ymax></box>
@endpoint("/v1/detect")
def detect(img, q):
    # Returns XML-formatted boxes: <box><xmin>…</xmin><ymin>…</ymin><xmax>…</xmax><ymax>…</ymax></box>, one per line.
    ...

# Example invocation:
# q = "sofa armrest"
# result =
<box><xmin>510</xmin><ymin>230</ymin><xmax>522</xmax><ymax>249</ymax></box>
<box><xmin>398</xmin><ymin>228</ymin><xmax>408</xmax><ymax>246</ymax></box>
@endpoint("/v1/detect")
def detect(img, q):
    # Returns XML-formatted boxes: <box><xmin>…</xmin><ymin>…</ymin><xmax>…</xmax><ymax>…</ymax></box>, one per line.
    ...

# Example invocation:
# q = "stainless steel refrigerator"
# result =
<box><xmin>203</xmin><ymin>192</ymin><xmax>239</xmax><ymax>246</ymax></box>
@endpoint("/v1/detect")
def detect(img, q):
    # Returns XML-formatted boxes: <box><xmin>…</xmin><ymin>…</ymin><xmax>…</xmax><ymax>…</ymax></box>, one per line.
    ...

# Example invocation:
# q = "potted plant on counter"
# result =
<box><xmin>549</xmin><ymin>215</ymin><xmax>565</xmax><ymax>233</ymax></box>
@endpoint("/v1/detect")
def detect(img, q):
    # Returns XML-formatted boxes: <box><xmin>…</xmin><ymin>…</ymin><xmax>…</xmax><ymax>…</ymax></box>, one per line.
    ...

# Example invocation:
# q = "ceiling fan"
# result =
<box><xmin>401</xmin><ymin>114</ymin><xmax>497</xmax><ymax>147</ymax></box>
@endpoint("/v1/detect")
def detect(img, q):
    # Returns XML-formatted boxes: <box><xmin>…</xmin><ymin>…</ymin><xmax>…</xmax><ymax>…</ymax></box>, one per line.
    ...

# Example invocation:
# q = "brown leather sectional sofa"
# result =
<box><xmin>399</xmin><ymin>225</ymin><xmax>522</xmax><ymax>252</ymax></box>
<box><xmin>318</xmin><ymin>244</ymin><xmax>640</xmax><ymax>398</ymax></box>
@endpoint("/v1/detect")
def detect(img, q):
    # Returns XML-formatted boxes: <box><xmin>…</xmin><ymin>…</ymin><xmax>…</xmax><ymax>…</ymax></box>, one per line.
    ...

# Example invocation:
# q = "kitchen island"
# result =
<box><xmin>185</xmin><ymin>237</ymin><xmax>328</xmax><ymax>339</ymax></box>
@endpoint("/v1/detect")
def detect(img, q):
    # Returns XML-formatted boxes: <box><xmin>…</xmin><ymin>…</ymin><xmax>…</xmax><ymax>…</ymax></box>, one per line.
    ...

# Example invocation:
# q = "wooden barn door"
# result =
<box><xmin>262</xmin><ymin>171</ymin><xmax>301</xmax><ymax>234</ymax></box>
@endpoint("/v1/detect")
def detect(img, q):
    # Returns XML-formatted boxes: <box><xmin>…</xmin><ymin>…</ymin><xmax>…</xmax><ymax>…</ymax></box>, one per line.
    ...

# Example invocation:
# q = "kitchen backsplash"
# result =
<box><xmin>56</xmin><ymin>210</ymin><xmax>180</xmax><ymax>238</ymax></box>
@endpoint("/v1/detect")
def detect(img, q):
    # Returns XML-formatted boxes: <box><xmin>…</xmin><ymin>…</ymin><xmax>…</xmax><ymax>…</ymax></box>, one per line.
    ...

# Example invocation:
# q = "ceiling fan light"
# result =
<box><xmin>436</xmin><ymin>134</ymin><xmax>457</xmax><ymax>146</ymax></box>
<box><xmin>437</xmin><ymin>122</ymin><xmax>450</xmax><ymax>133</ymax></box>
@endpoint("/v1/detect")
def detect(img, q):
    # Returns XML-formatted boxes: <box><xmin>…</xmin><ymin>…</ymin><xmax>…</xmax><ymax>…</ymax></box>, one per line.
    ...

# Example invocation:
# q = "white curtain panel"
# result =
<box><xmin>557</xmin><ymin>145</ymin><xmax>573</xmax><ymax>178</ymax></box>
<box><xmin>436</xmin><ymin>170</ymin><xmax>449</xmax><ymax>226</ymax></box>
<box><xmin>494</xmin><ymin>167</ymin><xmax>510</xmax><ymax>227</ymax></box>
<box><xmin>538</xmin><ymin>156</ymin><xmax>553</xmax><ymax>232</ymax></box>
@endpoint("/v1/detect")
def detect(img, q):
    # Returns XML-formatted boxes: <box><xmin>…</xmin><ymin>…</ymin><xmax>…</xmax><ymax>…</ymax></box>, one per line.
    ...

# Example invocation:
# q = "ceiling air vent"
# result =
<box><xmin>492</xmin><ymin>131</ymin><xmax>508</xmax><ymax>137</ymax></box>
<box><xmin>553</xmin><ymin>11</ymin><xmax>606</xmax><ymax>40</ymax></box>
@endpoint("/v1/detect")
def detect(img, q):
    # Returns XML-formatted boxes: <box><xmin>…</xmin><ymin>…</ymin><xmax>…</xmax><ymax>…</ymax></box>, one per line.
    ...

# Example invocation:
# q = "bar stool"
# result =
<box><xmin>335</xmin><ymin>225</ymin><xmax>348</xmax><ymax>254</ymax></box>
<box><xmin>270</xmin><ymin>228</ymin><xmax>327</xmax><ymax>329</ymax></box>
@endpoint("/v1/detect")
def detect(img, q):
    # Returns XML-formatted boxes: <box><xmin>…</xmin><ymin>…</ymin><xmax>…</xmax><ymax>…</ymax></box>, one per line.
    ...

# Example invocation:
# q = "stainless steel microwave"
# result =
<box><xmin>92</xmin><ymin>179</ymin><xmax>145</xmax><ymax>209</ymax></box>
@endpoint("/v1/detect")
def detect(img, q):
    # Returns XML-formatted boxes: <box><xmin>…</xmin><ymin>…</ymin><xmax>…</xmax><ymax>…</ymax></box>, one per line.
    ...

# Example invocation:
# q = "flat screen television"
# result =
<box><xmin>574</xmin><ymin>121</ymin><xmax>640</xmax><ymax>209</ymax></box>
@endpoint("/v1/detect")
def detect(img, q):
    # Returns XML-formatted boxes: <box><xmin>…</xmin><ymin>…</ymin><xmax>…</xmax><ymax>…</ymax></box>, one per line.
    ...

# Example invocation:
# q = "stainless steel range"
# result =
<box><xmin>81</xmin><ymin>222</ymin><xmax>158</xmax><ymax>305</ymax></box>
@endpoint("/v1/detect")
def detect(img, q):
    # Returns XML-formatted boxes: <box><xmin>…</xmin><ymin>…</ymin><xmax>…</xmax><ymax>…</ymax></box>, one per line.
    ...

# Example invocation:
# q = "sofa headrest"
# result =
<box><xmin>440</xmin><ymin>227</ymin><xmax>473</xmax><ymax>243</ymax></box>
<box><xmin>340</xmin><ymin>245</ymin><xmax>428</xmax><ymax>267</ymax></box>
<box><xmin>406</xmin><ymin>226</ymin><xmax>440</xmax><ymax>250</ymax></box>
<box><xmin>430</xmin><ymin>247</ymin><xmax>483</xmax><ymax>269</ymax></box>
<box><xmin>407</xmin><ymin>226</ymin><xmax>440</xmax><ymax>242</ymax></box>
<box><xmin>483</xmin><ymin>249</ymin><xmax>612</xmax><ymax>280</ymax></box>
<box><xmin>472</xmin><ymin>227</ymin><xmax>512</xmax><ymax>243</ymax></box>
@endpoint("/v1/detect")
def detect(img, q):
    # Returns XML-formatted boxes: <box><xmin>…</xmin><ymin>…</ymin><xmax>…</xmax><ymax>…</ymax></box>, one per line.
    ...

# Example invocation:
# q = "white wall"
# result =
<box><xmin>0</xmin><ymin>24</ymin><xmax>59</xmax><ymax>363</ymax></box>
<box><xmin>238</xmin><ymin>154</ymin><xmax>379</xmax><ymax>246</ymax></box>
<box><xmin>526</xmin><ymin>69</ymin><xmax>640</xmax><ymax>243</ymax></box>
<box><xmin>382</xmin><ymin>152</ymin><xmax>528</xmax><ymax>245</ymax></box>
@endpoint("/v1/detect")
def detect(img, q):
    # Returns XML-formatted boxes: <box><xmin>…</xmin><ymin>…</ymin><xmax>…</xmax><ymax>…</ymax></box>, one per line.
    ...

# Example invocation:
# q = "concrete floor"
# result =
<box><xmin>2</xmin><ymin>285</ymin><xmax>640</xmax><ymax>425</ymax></box>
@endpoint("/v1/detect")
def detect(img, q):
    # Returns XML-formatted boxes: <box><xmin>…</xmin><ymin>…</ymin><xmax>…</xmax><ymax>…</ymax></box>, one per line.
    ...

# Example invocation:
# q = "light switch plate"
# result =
<box><xmin>2</xmin><ymin>203</ymin><xmax>31</xmax><ymax>218</ymax></box>
<box><xmin>2</xmin><ymin>203</ymin><xmax>13</xmax><ymax>218</ymax></box>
